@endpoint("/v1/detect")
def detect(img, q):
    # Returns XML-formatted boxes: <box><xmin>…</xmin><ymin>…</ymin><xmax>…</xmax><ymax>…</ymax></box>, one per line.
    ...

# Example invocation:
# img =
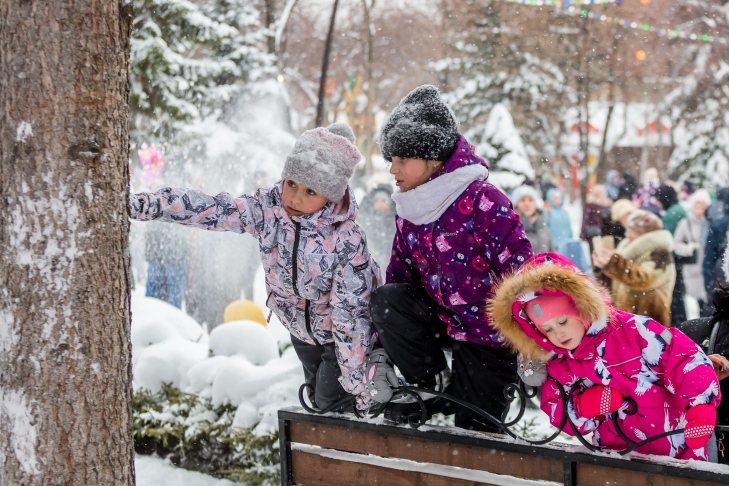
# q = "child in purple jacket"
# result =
<box><xmin>364</xmin><ymin>85</ymin><xmax>533</xmax><ymax>431</ymax></box>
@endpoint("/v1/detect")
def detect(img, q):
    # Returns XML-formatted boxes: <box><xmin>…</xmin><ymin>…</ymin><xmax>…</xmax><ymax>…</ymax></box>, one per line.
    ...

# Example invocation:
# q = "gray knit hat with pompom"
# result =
<box><xmin>281</xmin><ymin>122</ymin><xmax>361</xmax><ymax>202</ymax></box>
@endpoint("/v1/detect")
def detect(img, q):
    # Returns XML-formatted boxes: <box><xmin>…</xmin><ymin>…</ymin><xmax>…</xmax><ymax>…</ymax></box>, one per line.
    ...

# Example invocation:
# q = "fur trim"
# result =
<box><xmin>616</xmin><ymin>229</ymin><xmax>673</xmax><ymax>261</ymax></box>
<box><xmin>488</xmin><ymin>260</ymin><xmax>610</xmax><ymax>360</ymax></box>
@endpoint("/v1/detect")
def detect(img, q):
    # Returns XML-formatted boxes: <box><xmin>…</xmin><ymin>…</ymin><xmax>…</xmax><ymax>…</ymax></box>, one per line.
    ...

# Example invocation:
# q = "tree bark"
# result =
<box><xmin>0</xmin><ymin>1</ymin><xmax>135</xmax><ymax>485</ymax></box>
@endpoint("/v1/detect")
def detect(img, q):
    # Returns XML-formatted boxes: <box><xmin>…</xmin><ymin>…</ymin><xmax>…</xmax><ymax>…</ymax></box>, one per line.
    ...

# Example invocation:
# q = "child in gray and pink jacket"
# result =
<box><xmin>130</xmin><ymin>123</ymin><xmax>382</xmax><ymax>413</ymax></box>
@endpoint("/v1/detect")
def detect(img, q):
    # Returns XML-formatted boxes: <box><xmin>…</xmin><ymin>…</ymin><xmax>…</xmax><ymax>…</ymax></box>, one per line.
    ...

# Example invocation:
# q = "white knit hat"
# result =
<box><xmin>510</xmin><ymin>185</ymin><xmax>543</xmax><ymax>208</ymax></box>
<box><xmin>689</xmin><ymin>189</ymin><xmax>712</xmax><ymax>208</ymax></box>
<box><xmin>281</xmin><ymin>123</ymin><xmax>361</xmax><ymax>202</ymax></box>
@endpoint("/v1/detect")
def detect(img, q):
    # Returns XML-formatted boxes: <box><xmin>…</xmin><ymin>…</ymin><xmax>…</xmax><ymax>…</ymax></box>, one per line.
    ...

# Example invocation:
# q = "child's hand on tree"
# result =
<box><xmin>577</xmin><ymin>385</ymin><xmax>624</xmax><ymax>419</ymax></box>
<box><xmin>684</xmin><ymin>404</ymin><xmax>717</xmax><ymax>450</ymax></box>
<box><xmin>708</xmin><ymin>354</ymin><xmax>729</xmax><ymax>381</ymax></box>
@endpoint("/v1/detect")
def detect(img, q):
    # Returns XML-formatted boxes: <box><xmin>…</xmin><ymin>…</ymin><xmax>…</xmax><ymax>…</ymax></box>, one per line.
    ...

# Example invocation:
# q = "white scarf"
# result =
<box><xmin>391</xmin><ymin>164</ymin><xmax>489</xmax><ymax>225</ymax></box>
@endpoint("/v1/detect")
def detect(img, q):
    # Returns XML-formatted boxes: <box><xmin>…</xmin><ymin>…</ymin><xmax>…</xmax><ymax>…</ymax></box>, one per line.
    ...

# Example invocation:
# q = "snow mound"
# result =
<box><xmin>131</xmin><ymin>293</ymin><xmax>304</xmax><ymax>435</ymax></box>
<box><xmin>134</xmin><ymin>340</ymin><xmax>209</xmax><ymax>391</ymax></box>
<box><xmin>209</xmin><ymin>320</ymin><xmax>279</xmax><ymax>365</ymax></box>
<box><xmin>131</xmin><ymin>292</ymin><xmax>206</xmax><ymax>349</ymax></box>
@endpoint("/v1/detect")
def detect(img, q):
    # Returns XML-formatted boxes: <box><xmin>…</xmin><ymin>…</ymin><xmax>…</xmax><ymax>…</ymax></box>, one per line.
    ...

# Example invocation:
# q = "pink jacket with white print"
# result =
<box><xmin>490</xmin><ymin>253</ymin><xmax>721</xmax><ymax>461</ymax></box>
<box><xmin>130</xmin><ymin>181</ymin><xmax>383</xmax><ymax>395</ymax></box>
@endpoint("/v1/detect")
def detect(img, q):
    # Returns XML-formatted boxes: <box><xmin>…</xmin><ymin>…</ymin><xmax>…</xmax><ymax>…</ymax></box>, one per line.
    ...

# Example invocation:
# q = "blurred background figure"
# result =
<box><xmin>703</xmin><ymin>190</ymin><xmax>729</xmax><ymax>306</ymax></box>
<box><xmin>511</xmin><ymin>185</ymin><xmax>553</xmax><ymax>253</ymax></box>
<box><xmin>544</xmin><ymin>188</ymin><xmax>572</xmax><ymax>251</ymax></box>
<box><xmin>679</xmin><ymin>180</ymin><xmax>696</xmax><ymax>201</ymax></box>
<box><xmin>593</xmin><ymin>209</ymin><xmax>676</xmax><ymax>327</ymax></box>
<box><xmin>655</xmin><ymin>184</ymin><xmax>686</xmax><ymax>235</ymax></box>
<box><xmin>358</xmin><ymin>183</ymin><xmax>397</xmax><ymax>269</ymax></box>
<box><xmin>617</xmin><ymin>173</ymin><xmax>638</xmax><ymax>201</ymax></box>
<box><xmin>580</xmin><ymin>184</ymin><xmax>613</xmax><ymax>251</ymax></box>
<box><xmin>633</xmin><ymin>167</ymin><xmax>661</xmax><ymax>215</ymax></box>
<box><xmin>605</xmin><ymin>198</ymin><xmax>634</xmax><ymax>247</ymax></box>
<box><xmin>707</xmin><ymin>187</ymin><xmax>728</xmax><ymax>223</ymax></box>
<box><xmin>675</xmin><ymin>189</ymin><xmax>712</xmax><ymax>318</ymax></box>
<box><xmin>605</xmin><ymin>170</ymin><xmax>623</xmax><ymax>201</ymax></box>
<box><xmin>144</xmin><ymin>223</ymin><xmax>190</xmax><ymax>309</ymax></box>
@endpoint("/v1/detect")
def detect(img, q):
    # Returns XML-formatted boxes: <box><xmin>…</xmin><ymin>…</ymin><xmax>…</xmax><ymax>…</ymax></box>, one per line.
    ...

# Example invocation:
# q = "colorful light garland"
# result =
<box><xmin>568</xmin><ymin>5</ymin><xmax>727</xmax><ymax>44</ymax></box>
<box><xmin>502</xmin><ymin>0</ymin><xmax>621</xmax><ymax>5</ymax></box>
<box><xmin>497</xmin><ymin>0</ymin><xmax>726</xmax><ymax>44</ymax></box>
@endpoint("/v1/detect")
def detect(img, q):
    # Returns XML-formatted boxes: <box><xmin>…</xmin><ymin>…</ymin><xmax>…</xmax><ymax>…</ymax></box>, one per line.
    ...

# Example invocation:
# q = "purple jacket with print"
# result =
<box><xmin>130</xmin><ymin>182</ymin><xmax>382</xmax><ymax>396</ymax></box>
<box><xmin>387</xmin><ymin>135</ymin><xmax>533</xmax><ymax>346</ymax></box>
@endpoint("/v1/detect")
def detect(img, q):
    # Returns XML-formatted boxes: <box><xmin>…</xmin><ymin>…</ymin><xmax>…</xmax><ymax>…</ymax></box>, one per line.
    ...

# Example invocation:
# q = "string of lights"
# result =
<box><xmin>497</xmin><ymin>0</ymin><xmax>726</xmax><ymax>44</ymax></box>
<box><xmin>568</xmin><ymin>6</ymin><xmax>727</xmax><ymax>43</ymax></box>
<box><xmin>502</xmin><ymin>0</ymin><xmax>620</xmax><ymax>5</ymax></box>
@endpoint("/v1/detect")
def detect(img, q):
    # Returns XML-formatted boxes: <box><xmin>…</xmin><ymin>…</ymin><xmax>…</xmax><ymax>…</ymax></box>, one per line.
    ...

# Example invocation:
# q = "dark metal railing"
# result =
<box><xmin>298</xmin><ymin>379</ymin><xmax>729</xmax><ymax>457</ymax></box>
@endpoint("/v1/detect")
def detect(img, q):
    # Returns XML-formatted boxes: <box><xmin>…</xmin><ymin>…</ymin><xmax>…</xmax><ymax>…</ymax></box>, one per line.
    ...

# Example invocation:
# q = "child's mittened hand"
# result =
<box><xmin>363</xmin><ymin>348</ymin><xmax>399</xmax><ymax>404</ymax></box>
<box><xmin>577</xmin><ymin>385</ymin><xmax>624</xmax><ymax>419</ymax></box>
<box><xmin>517</xmin><ymin>353</ymin><xmax>549</xmax><ymax>387</ymax></box>
<box><xmin>683</xmin><ymin>404</ymin><xmax>717</xmax><ymax>450</ymax></box>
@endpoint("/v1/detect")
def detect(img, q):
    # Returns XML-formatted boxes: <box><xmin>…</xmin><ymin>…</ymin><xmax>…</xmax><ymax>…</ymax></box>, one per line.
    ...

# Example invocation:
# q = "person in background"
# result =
<box><xmin>675</xmin><ymin>189</ymin><xmax>712</xmax><ymax>316</ymax></box>
<box><xmin>680</xmin><ymin>180</ymin><xmax>696</xmax><ymax>201</ymax></box>
<box><xmin>605</xmin><ymin>170</ymin><xmax>623</xmax><ymax>201</ymax></box>
<box><xmin>544</xmin><ymin>188</ymin><xmax>572</xmax><ymax>251</ymax></box>
<box><xmin>604</xmin><ymin>198</ymin><xmax>634</xmax><ymax>247</ymax></box>
<box><xmin>512</xmin><ymin>185</ymin><xmax>554</xmax><ymax>253</ymax></box>
<box><xmin>633</xmin><ymin>167</ymin><xmax>661</xmax><ymax>215</ymax></box>
<box><xmin>707</xmin><ymin>187</ymin><xmax>728</xmax><ymax>223</ymax></box>
<box><xmin>593</xmin><ymin>210</ymin><xmax>676</xmax><ymax>327</ymax></box>
<box><xmin>358</xmin><ymin>183</ymin><xmax>397</xmax><ymax>269</ymax></box>
<box><xmin>655</xmin><ymin>184</ymin><xmax>688</xmax><ymax>325</ymax></box>
<box><xmin>539</xmin><ymin>171</ymin><xmax>557</xmax><ymax>197</ymax></box>
<box><xmin>655</xmin><ymin>184</ymin><xmax>687</xmax><ymax>235</ymax></box>
<box><xmin>580</xmin><ymin>184</ymin><xmax>613</xmax><ymax>251</ymax></box>
<box><xmin>703</xmin><ymin>190</ymin><xmax>729</xmax><ymax>298</ymax></box>
<box><xmin>617</xmin><ymin>173</ymin><xmax>638</xmax><ymax>201</ymax></box>
<box><xmin>144</xmin><ymin>222</ymin><xmax>190</xmax><ymax>308</ymax></box>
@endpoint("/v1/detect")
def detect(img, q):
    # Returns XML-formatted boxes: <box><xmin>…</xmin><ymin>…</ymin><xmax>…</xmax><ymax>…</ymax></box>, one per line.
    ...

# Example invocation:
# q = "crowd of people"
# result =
<box><xmin>510</xmin><ymin>166</ymin><xmax>726</xmax><ymax>327</ymax></box>
<box><xmin>130</xmin><ymin>85</ymin><xmax>728</xmax><ymax>464</ymax></box>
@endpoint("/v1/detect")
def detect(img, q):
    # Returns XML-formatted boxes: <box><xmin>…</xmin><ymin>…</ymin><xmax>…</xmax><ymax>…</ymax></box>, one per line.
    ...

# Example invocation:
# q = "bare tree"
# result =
<box><xmin>361</xmin><ymin>0</ymin><xmax>377</xmax><ymax>175</ymax></box>
<box><xmin>315</xmin><ymin>0</ymin><xmax>340</xmax><ymax>127</ymax></box>
<box><xmin>0</xmin><ymin>1</ymin><xmax>135</xmax><ymax>485</ymax></box>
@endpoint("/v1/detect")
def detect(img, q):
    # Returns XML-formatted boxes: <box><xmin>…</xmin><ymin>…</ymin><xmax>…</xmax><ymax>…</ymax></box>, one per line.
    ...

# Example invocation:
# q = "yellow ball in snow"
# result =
<box><xmin>223</xmin><ymin>299</ymin><xmax>267</xmax><ymax>326</ymax></box>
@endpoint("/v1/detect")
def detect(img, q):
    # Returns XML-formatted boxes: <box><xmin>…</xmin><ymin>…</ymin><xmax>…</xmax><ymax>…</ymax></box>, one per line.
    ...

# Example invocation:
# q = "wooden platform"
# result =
<box><xmin>278</xmin><ymin>407</ymin><xmax>729</xmax><ymax>486</ymax></box>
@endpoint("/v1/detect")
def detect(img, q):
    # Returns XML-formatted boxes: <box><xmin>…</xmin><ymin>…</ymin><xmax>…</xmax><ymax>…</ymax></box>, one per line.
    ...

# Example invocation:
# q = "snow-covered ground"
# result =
<box><xmin>136</xmin><ymin>455</ymin><xmax>239</xmax><ymax>486</ymax></box>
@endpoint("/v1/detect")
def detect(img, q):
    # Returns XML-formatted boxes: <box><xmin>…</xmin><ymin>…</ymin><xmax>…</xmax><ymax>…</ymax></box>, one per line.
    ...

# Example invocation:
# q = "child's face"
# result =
<box><xmin>537</xmin><ymin>316</ymin><xmax>586</xmax><ymax>351</ymax></box>
<box><xmin>389</xmin><ymin>157</ymin><xmax>442</xmax><ymax>192</ymax></box>
<box><xmin>517</xmin><ymin>196</ymin><xmax>536</xmax><ymax>217</ymax></box>
<box><xmin>281</xmin><ymin>179</ymin><xmax>330</xmax><ymax>217</ymax></box>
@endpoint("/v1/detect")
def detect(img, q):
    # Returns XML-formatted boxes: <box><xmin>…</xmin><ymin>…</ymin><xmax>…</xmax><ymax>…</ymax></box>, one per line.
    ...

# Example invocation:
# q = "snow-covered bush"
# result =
<box><xmin>133</xmin><ymin>385</ymin><xmax>279</xmax><ymax>485</ymax></box>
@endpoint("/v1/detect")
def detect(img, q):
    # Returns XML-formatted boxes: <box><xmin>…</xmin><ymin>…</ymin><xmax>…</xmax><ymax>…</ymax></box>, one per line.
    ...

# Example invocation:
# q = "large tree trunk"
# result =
<box><xmin>0</xmin><ymin>2</ymin><xmax>135</xmax><ymax>485</ymax></box>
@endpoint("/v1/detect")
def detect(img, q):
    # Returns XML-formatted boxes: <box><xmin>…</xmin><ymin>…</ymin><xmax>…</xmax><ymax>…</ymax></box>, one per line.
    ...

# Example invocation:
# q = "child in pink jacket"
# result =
<box><xmin>130</xmin><ymin>123</ymin><xmax>382</xmax><ymax>413</ymax></box>
<box><xmin>489</xmin><ymin>253</ymin><xmax>721</xmax><ymax>461</ymax></box>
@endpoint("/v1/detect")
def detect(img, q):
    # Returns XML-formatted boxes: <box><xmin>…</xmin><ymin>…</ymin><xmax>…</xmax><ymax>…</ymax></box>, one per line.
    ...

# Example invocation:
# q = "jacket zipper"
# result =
<box><xmin>292</xmin><ymin>221</ymin><xmax>316</xmax><ymax>343</ymax></box>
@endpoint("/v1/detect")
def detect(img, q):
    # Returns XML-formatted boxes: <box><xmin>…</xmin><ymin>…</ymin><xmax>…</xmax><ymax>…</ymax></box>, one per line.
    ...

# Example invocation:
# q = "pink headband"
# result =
<box><xmin>525</xmin><ymin>294</ymin><xmax>587</xmax><ymax>335</ymax></box>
